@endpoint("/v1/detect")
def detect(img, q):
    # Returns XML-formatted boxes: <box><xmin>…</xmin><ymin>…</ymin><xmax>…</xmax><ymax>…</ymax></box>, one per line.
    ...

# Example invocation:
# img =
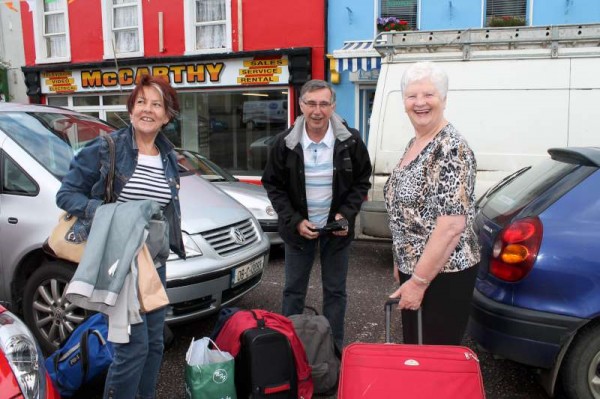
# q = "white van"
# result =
<box><xmin>361</xmin><ymin>24</ymin><xmax>600</xmax><ymax>238</ymax></box>
<box><xmin>242</xmin><ymin>100</ymin><xmax>288</xmax><ymax>130</ymax></box>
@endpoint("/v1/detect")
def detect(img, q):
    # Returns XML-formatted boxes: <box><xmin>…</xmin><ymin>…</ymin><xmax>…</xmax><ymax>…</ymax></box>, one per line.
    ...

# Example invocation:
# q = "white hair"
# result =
<box><xmin>401</xmin><ymin>61</ymin><xmax>449</xmax><ymax>99</ymax></box>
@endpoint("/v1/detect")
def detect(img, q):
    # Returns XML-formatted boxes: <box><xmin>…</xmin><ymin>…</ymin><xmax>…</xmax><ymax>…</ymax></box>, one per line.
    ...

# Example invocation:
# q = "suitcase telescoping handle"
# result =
<box><xmin>385</xmin><ymin>298</ymin><xmax>423</xmax><ymax>344</ymax></box>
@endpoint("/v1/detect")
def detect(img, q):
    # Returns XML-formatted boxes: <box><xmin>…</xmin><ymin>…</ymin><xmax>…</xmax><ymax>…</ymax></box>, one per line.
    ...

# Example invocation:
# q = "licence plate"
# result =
<box><xmin>231</xmin><ymin>257</ymin><xmax>264</xmax><ymax>286</ymax></box>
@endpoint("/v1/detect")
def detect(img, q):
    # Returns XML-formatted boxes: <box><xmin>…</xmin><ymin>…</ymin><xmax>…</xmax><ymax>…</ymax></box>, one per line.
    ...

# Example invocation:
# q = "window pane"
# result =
<box><xmin>113</xmin><ymin>0</ymin><xmax>136</xmax><ymax>4</ymax></box>
<box><xmin>115</xmin><ymin>30</ymin><xmax>140</xmax><ymax>52</ymax></box>
<box><xmin>73</xmin><ymin>96</ymin><xmax>100</xmax><ymax>106</ymax></box>
<box><xmin>45</xmin><ymin>14</ymin><xmax>65</xmax><ymax>34</ymax></box>
<box><xmin>79</xmin><ymin>111</ymin><xmax>100</xmax><ymax>119</ymax></box>
<box><xmin>381</xmin><ymin>0</ymin><xmax>417</xmax><ymax>29</ymax></box>
<box><xmin>46</xmin><ymin>36</ymin><xmax>66</xmax><ymax>58</ymax></box>
<box><xmin>196</xmin><ymin>0</ymin><xmax>226</xmax><ymax>23</ymax></box>
<box><xmin>486</xmin><ymin>0</ymin><xmax>526</xmax><ymax>26</ymax></box>
<box><xmin>103</xmin><ymin>95</ymin><xmax>128</xmax><ymax>106</ymax></box>
<box><xmin>44</xmin><ymin>0</ymin><xmax>63</xmax><ymax>12</ymax></box>
<box><xmin>47</xmin><ymin>96</ymin><xmax>69</xmax><ymax>106</ymax></box>
<box><xmin>486</xmin><ymin>0</ymin><xmax>526</xmax><ymax>17</ymax></box>
<box><xmin>114</xmin><ymin>6</ymin><xmax>138</xmax><ymax>29</ymax></box>
<box><xmin>196</xmin><ymin>25</ymin><xmax>226</xmax><ymax>49</ymax></box>
<box><xmin>173</xmin><ymin>90</ymin><xmax>288</xmax><ymax>175</ymax></box>
<box><xmin>3</xmin><ymin>155</ymin><xmax>38</xmax><ymax>195</ymax></box>
<box><xmin>106</xmin><ymin>111</ymin><xmax>130</xmax><ymax>128</ymax></box>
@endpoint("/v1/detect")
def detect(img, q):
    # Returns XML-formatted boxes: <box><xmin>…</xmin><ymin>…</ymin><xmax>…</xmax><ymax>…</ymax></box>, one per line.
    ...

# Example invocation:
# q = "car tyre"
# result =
<box><xmin>561</xmin><ymin>323</ymin><xmax>600</xmax><ymax>399</ymax></box>
<box><xmin>22</xmin><ymin>259</ymin><xmax>89</xmax><ymax>354</ymax></box>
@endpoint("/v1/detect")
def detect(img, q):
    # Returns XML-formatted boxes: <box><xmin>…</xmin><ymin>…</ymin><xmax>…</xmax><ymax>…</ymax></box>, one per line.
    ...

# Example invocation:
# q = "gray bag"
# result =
<box><xmin>289</xmin><ymin>307</ymin><xmax>341</xmax><ymax>395</ymax></box>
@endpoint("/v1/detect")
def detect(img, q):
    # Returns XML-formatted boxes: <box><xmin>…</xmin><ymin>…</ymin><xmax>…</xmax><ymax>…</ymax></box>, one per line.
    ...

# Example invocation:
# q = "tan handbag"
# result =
<box><xmin>44</xmin><ymin>135</ymin><xmax>117</xmax><ymax>263</ymax></box>
<box><xmin>137</xmin><ymin>244</ymin><xmax>169</xmax><ymax>312</ymax></box>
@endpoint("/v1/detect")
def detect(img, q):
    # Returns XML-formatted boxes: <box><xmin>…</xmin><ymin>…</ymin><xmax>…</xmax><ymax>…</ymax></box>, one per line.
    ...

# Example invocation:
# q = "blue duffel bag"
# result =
<box><xmin>45</xmin><ymin>313</ymin><xmax>114</xmax><ymax>397</ymax></box>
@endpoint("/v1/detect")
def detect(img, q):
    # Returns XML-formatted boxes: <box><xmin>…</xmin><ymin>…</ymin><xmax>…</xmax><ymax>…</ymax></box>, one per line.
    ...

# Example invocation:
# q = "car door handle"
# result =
<box><xmin>8</xmin><ymin>217</ymin><xmax>18</xmax><ymax>224</ymax></box>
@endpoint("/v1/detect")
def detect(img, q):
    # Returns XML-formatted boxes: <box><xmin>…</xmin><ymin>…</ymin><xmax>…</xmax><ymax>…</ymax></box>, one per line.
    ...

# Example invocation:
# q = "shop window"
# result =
<box><xmin>486</xmin><ymin>0</ymin><xmax>527</xmax><ymax>27</ymax></box>
<box><xmin>174</xmin><ymin>89</ymin><xmax>287</xmax><ymax>174</ymax></box>
<box><xmin>102</xmin><ymin>0</ymin><xmax>144</xmax><ymax>58</ymax></box>
<box><xmin>184</xmin><ymin>0</ymin><xmax>232</xmax><ymax>54</ymax></box>
<box><xmin>380</xmin><ymin>0</ymin><xmax>418</xmax><ymax>31</ymax></box>
<box><xmin>32</xmin><ymin>0</ymin><xmax>71</xmax><ymax>63</ymax></box>
<box><xmin>47</xmin><ymin>96</ymin><xmax>68</xmax><ymax>107</ymax></box>
<box><xmin>73</xmin><ymin>96</ymin><xmax>100</xmax><ymax>107</ymax></box>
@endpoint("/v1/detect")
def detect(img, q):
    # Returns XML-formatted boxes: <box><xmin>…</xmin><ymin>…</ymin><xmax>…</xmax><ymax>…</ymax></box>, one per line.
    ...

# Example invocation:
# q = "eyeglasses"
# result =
<box><xmin>302</xmin><ymin>100</ymin><xmax>333</xmax><ymax>109</ymax></box>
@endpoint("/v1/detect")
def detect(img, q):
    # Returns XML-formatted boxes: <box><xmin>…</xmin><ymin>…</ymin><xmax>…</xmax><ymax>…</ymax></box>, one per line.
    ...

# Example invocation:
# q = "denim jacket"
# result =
<box><xmin>56</xmin><ymin>125</ymin><xmax>186</xmax><ymax>259</ymax></box>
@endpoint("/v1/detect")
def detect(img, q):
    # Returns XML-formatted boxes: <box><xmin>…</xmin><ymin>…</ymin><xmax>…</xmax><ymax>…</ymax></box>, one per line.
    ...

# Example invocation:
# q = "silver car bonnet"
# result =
<box><xmin>178</xmin><ymin>173</ymin><xmax>255</xmax><ymax>233</ymax></box>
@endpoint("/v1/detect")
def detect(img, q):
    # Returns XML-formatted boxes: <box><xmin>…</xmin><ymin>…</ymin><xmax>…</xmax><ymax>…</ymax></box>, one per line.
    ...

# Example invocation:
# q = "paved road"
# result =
<box><xmin>76</xmin><ymin>240</ymin><xmax>565</xmax><ymax>398</ymax></box>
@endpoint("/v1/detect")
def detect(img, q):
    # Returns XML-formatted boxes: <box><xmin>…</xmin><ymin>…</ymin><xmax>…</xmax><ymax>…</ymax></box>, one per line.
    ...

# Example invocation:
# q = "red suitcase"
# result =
<box><xmin>337</xmin><ymin>299</ymin><xmax>485</xmax><ymax>399</ymax></box>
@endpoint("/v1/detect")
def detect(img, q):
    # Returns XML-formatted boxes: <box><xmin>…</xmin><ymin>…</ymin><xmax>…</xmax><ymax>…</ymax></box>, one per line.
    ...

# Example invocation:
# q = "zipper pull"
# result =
<box><xmin>465</xmin><ymin>352</ymin><xmax>479</xmax><ymax>362</ymax></box>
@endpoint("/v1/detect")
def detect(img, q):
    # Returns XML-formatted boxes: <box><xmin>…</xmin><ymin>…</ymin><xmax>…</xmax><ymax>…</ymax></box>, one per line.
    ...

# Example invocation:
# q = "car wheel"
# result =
<box><xmin>22</xmin><ymin>260</ymin><xmax>90</xmax><ymax>354</ymax></box>
<box><xmin>561</xmin><ymin>323</ymin><xmax>600</xmax><ymax>399</ymax></box>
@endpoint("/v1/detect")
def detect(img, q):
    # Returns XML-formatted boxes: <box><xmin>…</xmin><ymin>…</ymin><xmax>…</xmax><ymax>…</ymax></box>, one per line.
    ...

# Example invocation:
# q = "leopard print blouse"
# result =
<box><xmin>384</xmin><ymin>123</ymin><xmax>480</xmax><ymax>274</ymax></box>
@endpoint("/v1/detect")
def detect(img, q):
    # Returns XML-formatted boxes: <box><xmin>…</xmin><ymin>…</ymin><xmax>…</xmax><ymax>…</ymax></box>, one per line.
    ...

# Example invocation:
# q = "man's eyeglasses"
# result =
<box><xmin>302</xmin><ymin>100</ymin><xmax>333</xmax><ymax>109</ymax></box>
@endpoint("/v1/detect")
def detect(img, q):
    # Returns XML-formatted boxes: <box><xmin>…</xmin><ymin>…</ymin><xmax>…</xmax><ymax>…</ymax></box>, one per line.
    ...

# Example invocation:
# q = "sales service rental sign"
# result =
<box><xmin>40</xmin><ymin>56</ymin><xmax>290</xmax><ymax>94</ymax></box>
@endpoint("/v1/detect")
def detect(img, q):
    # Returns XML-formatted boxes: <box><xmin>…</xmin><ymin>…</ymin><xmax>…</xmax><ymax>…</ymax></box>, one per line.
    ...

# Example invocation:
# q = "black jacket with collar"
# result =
<box><xmin>261</xmin><ymin>113</ymin><xmax>372</xmax><ymax>248</ymax></box>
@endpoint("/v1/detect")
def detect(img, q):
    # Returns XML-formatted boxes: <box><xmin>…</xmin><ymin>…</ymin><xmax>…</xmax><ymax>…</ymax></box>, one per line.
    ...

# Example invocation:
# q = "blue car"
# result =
<box><xmin>469</xmin><ymin>147</ymin><xmax>600</xmax><ymax>399</ymax></box>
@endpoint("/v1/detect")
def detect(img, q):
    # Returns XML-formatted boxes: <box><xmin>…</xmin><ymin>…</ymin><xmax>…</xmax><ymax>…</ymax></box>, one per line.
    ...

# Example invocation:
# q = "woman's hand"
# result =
<box><xmin>390</xmin><ymin>279</ymin><xmax>427</xmax><ymax>311</ymax></box>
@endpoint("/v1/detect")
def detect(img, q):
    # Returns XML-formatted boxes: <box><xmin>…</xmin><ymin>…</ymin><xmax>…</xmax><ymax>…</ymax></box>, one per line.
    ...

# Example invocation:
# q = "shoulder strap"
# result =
<box><xmin>250</xmin><ymin>310</ymin><xmax>266</xmax><ymax>328</ymax></box>
<box><xmin>103</xmin><ymin>135</ymin><xmax>116</xmax><ymax>203</ymax></box>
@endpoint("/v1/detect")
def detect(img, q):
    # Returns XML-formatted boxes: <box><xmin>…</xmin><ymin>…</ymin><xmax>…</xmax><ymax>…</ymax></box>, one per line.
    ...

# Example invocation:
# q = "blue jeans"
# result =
<box><xmin>283</xmin><ymin>235</ymin><xmax>351</xmax><ymax>348</ymax></box>
<box><xmin>103</xmin><ymin>266</ymin><xmax>166</xmax><ymax>399</ymax></box>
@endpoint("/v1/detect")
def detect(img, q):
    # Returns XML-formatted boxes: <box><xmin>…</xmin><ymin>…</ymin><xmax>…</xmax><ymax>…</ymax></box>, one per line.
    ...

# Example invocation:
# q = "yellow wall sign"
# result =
<box><xmin>39</xmin><ymin>56</ymin><xmax>290</xmax><ymax>94</ymax></box>
<box><xmin>237</xmin><ymin>56</ymin><xmax>288</xmax><ymax>85</ymax></box>
<box><xmin>42</xmin><ymin>71</ymin><xmax>77</xmax><ymax>93</ymax></box>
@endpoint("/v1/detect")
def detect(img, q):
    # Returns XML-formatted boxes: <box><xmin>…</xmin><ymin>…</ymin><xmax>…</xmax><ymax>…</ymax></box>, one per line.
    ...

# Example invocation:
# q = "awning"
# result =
<box><xmin>332</xmin><ymin>40</ymin><xmax>381</xmax><ymax>72</ymax></box>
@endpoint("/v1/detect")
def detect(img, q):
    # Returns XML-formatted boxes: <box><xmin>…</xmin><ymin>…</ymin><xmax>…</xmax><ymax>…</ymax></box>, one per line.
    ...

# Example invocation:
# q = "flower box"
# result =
<box><xmin>488</xmin><ymin>15</ymin><xmax>526</xmax><ymax>27</ymax></box>
<box><xmin>377</xmin><ymin>17</ymin><xmax>411</xmax><ymax>32</ymax></box>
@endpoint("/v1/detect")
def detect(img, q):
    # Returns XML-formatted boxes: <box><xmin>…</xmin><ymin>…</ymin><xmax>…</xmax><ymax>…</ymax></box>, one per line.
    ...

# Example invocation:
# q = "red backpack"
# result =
<box><xmin>215</xmin><ymin>309</ymin><xmax>314</xmax><ymax>399</ymax></box>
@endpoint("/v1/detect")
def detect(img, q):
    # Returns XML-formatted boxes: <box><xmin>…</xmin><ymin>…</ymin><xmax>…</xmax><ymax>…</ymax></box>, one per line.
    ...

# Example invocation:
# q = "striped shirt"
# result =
<box><xmin>302</xmin><ymin>124</ymin><xmax>334</xmax><ymax>228</ymax></box>
<box><xmin>117</xmin><ymin>153</ymin><xmax>171</xmax><ymax>208</ymax></box>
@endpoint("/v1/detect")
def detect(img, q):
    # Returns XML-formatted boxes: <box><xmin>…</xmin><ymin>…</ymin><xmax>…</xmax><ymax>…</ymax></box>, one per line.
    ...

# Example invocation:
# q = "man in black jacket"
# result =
<box><xmin>262</xmin><ymin>80</ymin><xmax>372</xmax><ymax>348</ymax></box>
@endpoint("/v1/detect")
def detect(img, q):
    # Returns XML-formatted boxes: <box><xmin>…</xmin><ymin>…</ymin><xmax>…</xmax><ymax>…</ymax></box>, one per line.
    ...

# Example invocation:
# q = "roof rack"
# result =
<box><xmin>374</xmin><ymin>23</ymin><xmax>600</xmax><ymax>60</ymax></box>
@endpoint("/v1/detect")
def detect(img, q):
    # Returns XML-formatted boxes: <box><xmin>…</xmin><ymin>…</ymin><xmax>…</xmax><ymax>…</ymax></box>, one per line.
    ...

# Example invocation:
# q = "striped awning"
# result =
<box><xmin>332</xmin><ymin>40</ymin><xmax>382</xmax><ymax>72</ymax></box>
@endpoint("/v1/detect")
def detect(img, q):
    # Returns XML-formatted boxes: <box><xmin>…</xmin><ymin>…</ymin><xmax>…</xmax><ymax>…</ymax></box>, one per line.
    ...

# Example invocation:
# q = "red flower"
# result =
<box><xmin>400</xmin><ymin>20</ymin><xmax>408</xmax><ymax>25</ymax></box>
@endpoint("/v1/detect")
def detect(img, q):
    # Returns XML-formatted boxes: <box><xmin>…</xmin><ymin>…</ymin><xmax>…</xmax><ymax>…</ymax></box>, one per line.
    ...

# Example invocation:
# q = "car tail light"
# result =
<box><xmin>489</xmin><ymin>217</ymin><xmax>543</xmax><ymax>282</ymax></box>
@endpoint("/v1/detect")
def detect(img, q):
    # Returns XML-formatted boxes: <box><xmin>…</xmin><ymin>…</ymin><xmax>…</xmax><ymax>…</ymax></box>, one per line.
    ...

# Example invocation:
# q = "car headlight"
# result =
<box><xmin>266</xmin><ymin>205</ymin><xmax>276</xmax><ymax>216</ymax></box>
<box><xmin>0</xmin><ymin>311</ymin><xmax>48</xmax><ymax>399</ymax></box>
<box><xmin>167</xmin><ymin>231</ymin><xmax>203</xmax><ymax>261</ymax></box>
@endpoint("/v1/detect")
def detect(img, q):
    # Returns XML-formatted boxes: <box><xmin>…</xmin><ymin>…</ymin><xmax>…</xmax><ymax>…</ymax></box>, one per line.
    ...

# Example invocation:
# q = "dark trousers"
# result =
<box><xmin>282</xmin><ymin>235</ymin><xmax>351</xmax><ymax>348</ymax></box>
<box><xmin>399</xmin><ymin>264</ymin><xmax>479</xmax><ymax>345</ymax></box>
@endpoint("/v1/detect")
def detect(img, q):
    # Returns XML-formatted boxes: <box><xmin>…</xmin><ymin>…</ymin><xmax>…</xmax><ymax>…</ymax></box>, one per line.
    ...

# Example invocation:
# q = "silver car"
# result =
<box><xmin>175</xmin><ymin>148</ymin><xmax>282</xmax><ymax>245</ymax></box>
<box><xmin>0</xmin><ymin>103</ymin><xmax>270</xmax><ymax>353</ymax></box>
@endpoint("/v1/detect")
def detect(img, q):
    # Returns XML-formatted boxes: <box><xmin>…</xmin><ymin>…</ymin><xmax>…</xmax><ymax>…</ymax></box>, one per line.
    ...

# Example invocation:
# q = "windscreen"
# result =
<box><xmin>481</xmin><ymin>158</ymin><xmax>577</xmax><ymax>224</ymax></box>
<box><xmin>0</xmin><ymin>111</ymin><xmax>115</xmax><ymax>180</ymax></box>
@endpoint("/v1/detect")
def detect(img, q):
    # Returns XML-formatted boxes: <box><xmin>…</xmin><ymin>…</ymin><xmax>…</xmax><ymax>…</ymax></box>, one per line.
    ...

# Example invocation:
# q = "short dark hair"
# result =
<box><xmin>300</xmin><ymin>79</ymin><xmax>336</xmax><ymax>104</ymax></box>
<box><xmin>126</xmin><ymin>74</ymin><xmax>180</xmax><ymax>121</ymax></box>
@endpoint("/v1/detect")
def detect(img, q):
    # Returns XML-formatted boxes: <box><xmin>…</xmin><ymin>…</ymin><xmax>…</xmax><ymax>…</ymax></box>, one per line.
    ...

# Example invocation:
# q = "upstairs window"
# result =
<box><xmin>380</xmin><ymin>0</ymin><xmax>418</xmax><ymax>31</ymax></box>
<box><xmin>102</xmin><ymin>0</ymin><xmax>144</xmax><ymax>58</ymax></box>
<box><xmin>32</xmin><ymin>0</ymin><xmax>70</xmax><ymax>63</ymax></box>
<box><xmin>486</xmin><ymin>0</ymin><xmax>527</xmax><ymax>27</ymax></box>
<box><xmin>184</xmin><ymin>0</ymin><xmax>232</xmax><ymax>54</ymax></box>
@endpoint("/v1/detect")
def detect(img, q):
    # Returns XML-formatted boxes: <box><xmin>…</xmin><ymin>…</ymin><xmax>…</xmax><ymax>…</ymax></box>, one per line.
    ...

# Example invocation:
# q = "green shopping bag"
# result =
<box><xmin>185</xmin><ymin>337</ymin><xmax>237</xmax><ymax>399</ymax></box>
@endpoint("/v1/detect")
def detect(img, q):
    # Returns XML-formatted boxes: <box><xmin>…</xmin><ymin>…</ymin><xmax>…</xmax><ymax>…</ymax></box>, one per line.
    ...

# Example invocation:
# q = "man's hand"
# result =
<box><xmin>297</xmin><ymin>219</ymin><xmax>319</xmax><ymax>240</ymax></box>
<box><xmin>332</xmin><ymin>213</ymin><xmax>349</xmax><ymax>237</ymax></box>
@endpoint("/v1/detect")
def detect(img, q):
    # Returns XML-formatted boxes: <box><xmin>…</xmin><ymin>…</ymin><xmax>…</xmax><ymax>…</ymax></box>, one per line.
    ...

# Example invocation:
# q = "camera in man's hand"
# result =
<box><xmin>308</xmin><ymin>218</ymin><xmax>348</xmax><ymax>234</ymax></box>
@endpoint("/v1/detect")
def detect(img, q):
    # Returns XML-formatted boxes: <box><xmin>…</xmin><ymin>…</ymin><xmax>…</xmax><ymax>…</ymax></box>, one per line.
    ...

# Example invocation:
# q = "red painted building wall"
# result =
<box><xmin>20</xmin><ymin>0</ymin><xmax>325</xmax><ymax>80</ymax></box>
